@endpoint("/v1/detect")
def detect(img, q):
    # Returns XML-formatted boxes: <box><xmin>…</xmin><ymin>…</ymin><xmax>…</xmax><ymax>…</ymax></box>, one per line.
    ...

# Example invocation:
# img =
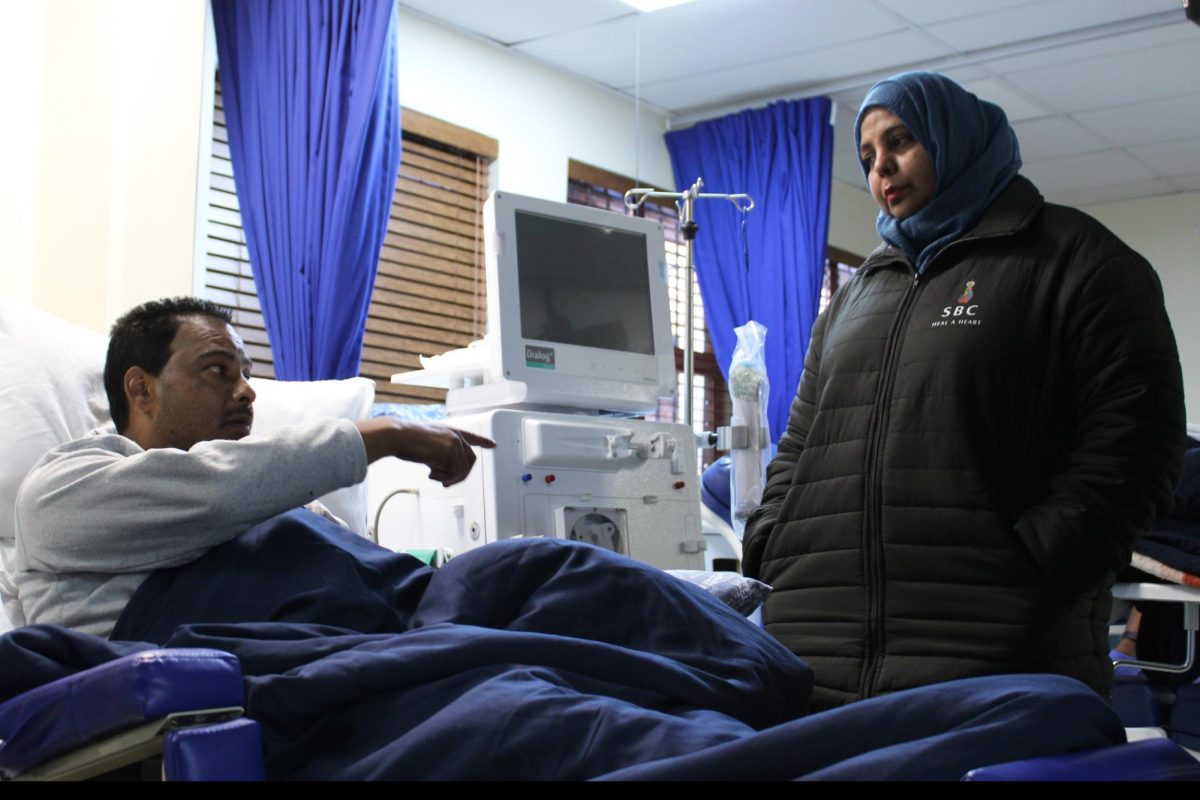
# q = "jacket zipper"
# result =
<box><xmin>856</xmin><ymin>228</ymin><xmax>1026</xmax><ymax>698</ymax></box>
<box><xmin>860</xmin><ymin>268</ymin><xmax>922</xmax><ymax>700</ymax></box>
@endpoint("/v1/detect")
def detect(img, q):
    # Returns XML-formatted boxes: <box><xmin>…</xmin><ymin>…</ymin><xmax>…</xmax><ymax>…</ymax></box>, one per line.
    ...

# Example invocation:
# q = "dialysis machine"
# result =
<box><xmin>385</xmin><ymin>191</ymin><xmax>706</xmax><ymax>570</ymax></box>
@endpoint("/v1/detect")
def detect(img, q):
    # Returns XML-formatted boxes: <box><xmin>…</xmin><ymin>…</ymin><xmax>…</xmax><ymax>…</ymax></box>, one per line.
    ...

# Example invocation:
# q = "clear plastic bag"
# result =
<box><xmin>728</xmin><ymin>321</ymin><xmax>770</xmax><ymax>538</ymax></box>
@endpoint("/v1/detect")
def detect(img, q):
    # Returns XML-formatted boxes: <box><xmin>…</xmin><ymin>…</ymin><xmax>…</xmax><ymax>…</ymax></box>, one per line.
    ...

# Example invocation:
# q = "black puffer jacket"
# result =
<box><xmin>743</xmin><ymin>177</ymin><xmax>1185</xmax><ymax>710</ymax></box>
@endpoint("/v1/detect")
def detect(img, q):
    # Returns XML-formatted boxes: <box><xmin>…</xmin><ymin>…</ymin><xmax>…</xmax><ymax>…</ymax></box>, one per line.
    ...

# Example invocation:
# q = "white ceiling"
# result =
<box><xmin>398</xmin><ymin>0</ymin><xmax>1200</xmax><ymax>207</ymax></box>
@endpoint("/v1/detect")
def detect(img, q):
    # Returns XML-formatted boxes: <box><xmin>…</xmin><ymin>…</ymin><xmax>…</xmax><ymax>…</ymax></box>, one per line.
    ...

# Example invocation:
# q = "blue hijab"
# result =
<box><xmin>854</xmin><ymin>72</ymin><xmax>1022</xmax><ymax>273</ymax></box>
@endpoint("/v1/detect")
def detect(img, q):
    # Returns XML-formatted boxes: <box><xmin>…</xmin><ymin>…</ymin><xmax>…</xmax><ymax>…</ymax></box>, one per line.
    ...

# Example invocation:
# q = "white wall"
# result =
<box><xmin>1084</xmin><ymin>191</ymin><xmax>1200</xmax><ymax>421</ymax></box>
<box><xmin>828</xmin><ymin>181</ymin><xmax>880</xmax><ymax>259</ymax></box>
<box><xmin>0</xmin><ymin>0</ymin><xmax>207</xmax><ymax>333</ymax></box>
<box><xmin>397</xmin><ymin>10</ymin><xmax>674</xmax><ymax>201</ymax></box>
<box><xmin>0</xmin><ymin>1</ymin><xmax>47</xmax><ymax>307</ymax></box>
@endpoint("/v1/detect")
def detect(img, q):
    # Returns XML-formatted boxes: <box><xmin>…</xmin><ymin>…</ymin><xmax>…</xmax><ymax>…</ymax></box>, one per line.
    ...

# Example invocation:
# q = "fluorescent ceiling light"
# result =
<box><xmin>619</xmin><ymin>0</ymin><xmax>697</xmax><ymax>12</ymax></box>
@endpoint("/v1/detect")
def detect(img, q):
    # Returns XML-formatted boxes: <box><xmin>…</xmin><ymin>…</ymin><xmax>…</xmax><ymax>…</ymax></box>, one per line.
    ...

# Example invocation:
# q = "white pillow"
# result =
<box><xmin>0</xmin><ymin>299</ymin><xmax>111</xmax><ymax>542</ymax></box>
<box><xmin>249</xmin><ymin>376</ymin><xmax>375</xmax><ymax>534</ymax></box>
<box><xmin>0</xmin><ymin>299</ymin><xmax>110</xmax><ymax>632</ymax></box>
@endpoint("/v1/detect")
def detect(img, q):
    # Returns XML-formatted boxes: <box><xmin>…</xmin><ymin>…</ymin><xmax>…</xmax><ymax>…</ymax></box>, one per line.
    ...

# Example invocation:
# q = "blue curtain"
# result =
<box><xmin>211</xmin><ymin>0</ymin><xmax>402</xmax><ymax>380</ymax></box>
<box><xmin>664</xmin><ymin>99</ymin><xmax>833</xmax><ymax>441</ymax></box>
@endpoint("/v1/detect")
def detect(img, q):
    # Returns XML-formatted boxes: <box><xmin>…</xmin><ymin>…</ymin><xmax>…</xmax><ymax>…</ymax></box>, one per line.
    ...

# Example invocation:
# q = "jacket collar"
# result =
<box><xmin>860</xmin><ymin>175</ymin><xmax>1044</xmax><ymax>273</ymax></box>
<box><xmin>967</xmin><ymin>175</ymin><xmax>1043</xmax><ymax>238</ymax></box>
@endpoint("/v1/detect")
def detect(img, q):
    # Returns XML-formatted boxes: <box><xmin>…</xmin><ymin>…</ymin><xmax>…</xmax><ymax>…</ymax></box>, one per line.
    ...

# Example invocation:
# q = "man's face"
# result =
<box><xmin>141</xmin><ymin>316</ymin><xmax>256</xmax><ymax>451</ymax></box>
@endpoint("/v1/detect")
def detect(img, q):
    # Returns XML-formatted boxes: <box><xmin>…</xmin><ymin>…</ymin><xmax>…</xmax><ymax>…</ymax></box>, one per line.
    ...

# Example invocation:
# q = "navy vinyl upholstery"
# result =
<box><xmin>963</xmin><ymin>738</ymin><xmax>1200</xmax><ymax>781</ymax></box>
<box><xmin>163</xmin><ymin>718</ymin><xmax>264</xmax><ymax>781</ymax></box>
<box><xmin>1168</xmin><ymin>683</ymin><xmax>1200</xmax><ymax>750</ymax></box>
<box><xmin>0</xmin><ymin>648</ymin><xmax>243</xmax><ymax>778</ymax></box>
<box><xmin>700</xmin><ymin>456</ymin><xmax>732</xmax><ymax>525</ymax></box>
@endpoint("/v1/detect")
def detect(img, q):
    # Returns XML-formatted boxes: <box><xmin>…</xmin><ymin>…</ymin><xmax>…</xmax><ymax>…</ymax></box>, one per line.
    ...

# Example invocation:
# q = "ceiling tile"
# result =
<box><xmin>398</xmin><ymin>0</ymin><xmax>632</xmax><ymax>45</ymax></box>
<box><xmin>634</xmin><ymin>28</ymin><xmax>953</xmax><ymax>113</ymax></box>
<box><xmin>1003</xmin><ymin>40</ymin><xmax>1200</xmax><ymax>112</ymax></box>
<box><xmin>1128</xmin><ymin>138</ymin><xmax>1200</xmax><ymax>176</ymax></box>
<box><xmin>516</xmin><ymin>0</ymin><xmax>904</xmax><ymax>90</ymax></box>
<box><xmin>984</xmin><ymin>20</ymin><xmax>1193</xmax><ymax>74</ymax></box>
<box><xmin>1045</xmin><ymin>177</ymin><xmax>1182</xmax><ymax>207</ymax></box>
<box><xmin>956</xmin><ymin>78</ymin><xmax>1051</xmax><ymax>122</ymax></box>
<box><xmin>922</xmin><ymin>0</ymin><xmax>1178</xmax><ymax>53</ymax></box>
<box><xmin>402</xmin><ymin>0</ymin><xmax>1199</xmax><ymax>209</ymax></box>
<box><xmin>1072</xmin><ymin>94</ymin><xmax>1200</xmax><ymax>147</ymax></box>
<box><xmin>514</xmin><ymin>14</ymin><xmax>638</xmax><ymax>88</ymax></box>
<box><xmin>1021</xmin><ymin>148</ymin><xmax>1157</xmax><ymax>193</ymax></box>
<box><xmin>874</xmin><ymin>0</ymin><xmax>1041</xmax><ymax>26</ymax></box>
<box><xmin>1012</xmin><ymin>116</ymin><xmax>1109</xmax><ymax>162</ymax></box>
<box><xmin>938</xmin><ymin>64</ymin><xmax>990</xmax><ymax>85</ymax></box>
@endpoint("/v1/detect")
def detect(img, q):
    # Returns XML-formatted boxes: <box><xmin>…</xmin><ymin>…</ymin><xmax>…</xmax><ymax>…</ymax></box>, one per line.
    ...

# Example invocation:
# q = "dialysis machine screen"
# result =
<box><xmin>515</xmin><ymin>211</ymin><xmax>656</xmax><ymax>356</ymax></box>
<box><xmin>482</xmin><ymin>191</ymin><xmax>675</xmax><ymax>415</ymax></box>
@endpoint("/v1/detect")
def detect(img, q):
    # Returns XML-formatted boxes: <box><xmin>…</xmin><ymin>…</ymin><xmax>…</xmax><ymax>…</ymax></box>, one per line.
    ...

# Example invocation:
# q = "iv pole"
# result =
<box><xmin>624</xmin><ymin>178</ymin><xmax>754</xmax><ymax>429</ymax></box>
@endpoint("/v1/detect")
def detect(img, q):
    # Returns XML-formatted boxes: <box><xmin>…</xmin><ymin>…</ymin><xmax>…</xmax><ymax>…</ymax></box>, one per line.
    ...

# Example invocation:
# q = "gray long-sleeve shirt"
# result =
<box><xmin>12</xmin><ymin>418</ymin><xmax>368</xmax><ymax>638</ymax></box>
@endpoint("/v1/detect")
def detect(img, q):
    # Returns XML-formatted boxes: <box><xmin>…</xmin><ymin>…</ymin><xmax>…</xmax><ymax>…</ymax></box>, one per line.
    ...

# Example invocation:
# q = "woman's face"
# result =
<box><xmin>858</xmin><ymin>108</ymin><xmax>936</xmax><ymax>220</ymax></box>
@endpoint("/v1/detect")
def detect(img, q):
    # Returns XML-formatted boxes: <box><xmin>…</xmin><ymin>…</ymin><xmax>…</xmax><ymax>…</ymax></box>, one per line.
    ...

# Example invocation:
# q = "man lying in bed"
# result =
<box><xmin>11</xmin><ymin>297</ymin><xmax>494</xmax><ymax>638</ymax></box>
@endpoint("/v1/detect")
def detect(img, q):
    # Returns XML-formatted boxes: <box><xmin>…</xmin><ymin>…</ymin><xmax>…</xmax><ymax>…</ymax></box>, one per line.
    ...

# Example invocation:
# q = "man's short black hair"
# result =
<box><xmin>104</xmin><ymin>297</ymin><xmax>234</xmax><ymax>432</ymax></box>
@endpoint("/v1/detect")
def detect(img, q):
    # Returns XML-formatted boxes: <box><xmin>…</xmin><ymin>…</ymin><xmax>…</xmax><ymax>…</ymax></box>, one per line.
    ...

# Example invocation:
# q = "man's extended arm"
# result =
<box><xmin>16</xmin><ymin>419</ymin><xmax>368</xmax><ymax>574</ymax></box>
<box><xmin>355</xmin><ymin>418</ymin><xmax>494</xmax><ymax>486</ymax></box>
<box><xmin>16</xmin><ymin>418</ymin><xmax>495</xmax><ymax>575</ymax></box>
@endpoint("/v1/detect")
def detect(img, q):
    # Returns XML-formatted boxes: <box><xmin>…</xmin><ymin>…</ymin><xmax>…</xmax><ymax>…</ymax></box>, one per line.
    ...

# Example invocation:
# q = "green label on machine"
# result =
<box><xmin>525</xmin><ymin>344</ymin><xmax>556</xmax><ymax>369</ymax></box>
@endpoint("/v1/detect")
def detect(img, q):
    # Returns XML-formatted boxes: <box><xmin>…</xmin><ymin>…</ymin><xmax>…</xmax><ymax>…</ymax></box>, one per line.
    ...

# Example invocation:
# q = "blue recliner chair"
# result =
<box><xmin>0</xmin><ymin>647</ymin><xmax>264</xmax><ymax>781</ymax></box>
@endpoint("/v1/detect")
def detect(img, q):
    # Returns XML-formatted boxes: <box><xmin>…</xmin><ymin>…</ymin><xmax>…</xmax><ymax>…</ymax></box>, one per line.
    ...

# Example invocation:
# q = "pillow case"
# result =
<box><xmin>249</xmin><ymin>376</ymin><xmax>375</xmax><ymax>534</ymax></box>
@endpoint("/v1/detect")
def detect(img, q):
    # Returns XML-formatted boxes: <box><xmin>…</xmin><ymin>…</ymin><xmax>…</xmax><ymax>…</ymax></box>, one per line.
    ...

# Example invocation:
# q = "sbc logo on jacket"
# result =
<box><xmin>931</xmin><ymin>280</ymin><xmax>981</xmax><ymax>327</ymax></box>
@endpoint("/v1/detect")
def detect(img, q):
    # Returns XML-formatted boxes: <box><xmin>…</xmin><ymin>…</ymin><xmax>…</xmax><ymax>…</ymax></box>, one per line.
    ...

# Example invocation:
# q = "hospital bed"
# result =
<box><xmin>2</xmin><ymin>297</ymin><xmax>1199</xmax><ymax>781</ymax></box>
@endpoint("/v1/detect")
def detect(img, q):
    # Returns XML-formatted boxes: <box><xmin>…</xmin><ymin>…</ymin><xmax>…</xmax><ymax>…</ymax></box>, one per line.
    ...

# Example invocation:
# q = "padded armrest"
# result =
<box><xmin>962</xmin><ymin>738</ymin><xmax>1200</xmax><ymax>781</ymax></box>
<box><xmin>0</xmin><ymin>648</ymin><xmax>243</xmax><ymax>778</ymax></box>
<box><xmin>164</xmin><ymin>718</ymin><xmax>265</xmax><ymax>781</ymax></box>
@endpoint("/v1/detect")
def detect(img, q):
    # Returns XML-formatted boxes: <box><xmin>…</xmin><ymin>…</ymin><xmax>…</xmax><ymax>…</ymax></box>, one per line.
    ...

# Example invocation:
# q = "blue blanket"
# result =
<box><xmin>0</xmin><ymin>511</ymin><xmax>1125</xmax><ymax>779</ymax></box>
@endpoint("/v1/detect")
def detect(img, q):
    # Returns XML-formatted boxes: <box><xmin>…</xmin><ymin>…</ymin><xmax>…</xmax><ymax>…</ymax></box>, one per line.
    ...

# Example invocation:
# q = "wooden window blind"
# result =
<box><xmin>365</xmin><ymin>110</ymin><xmax>496</xmax><ymax>404</ymax></box>
<box><xmin>201</xmin><ymin>81</ymin><xmax>496</xmax><ymax>402</ymax></box>
<box><xmin>204</xmin><ymin>82</ymin><xmax>275</xmax><ymax>378</ymax></box>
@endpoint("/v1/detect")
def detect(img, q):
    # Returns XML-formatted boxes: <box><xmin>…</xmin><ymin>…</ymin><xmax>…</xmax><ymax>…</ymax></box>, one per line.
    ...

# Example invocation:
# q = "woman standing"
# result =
<box><xmin>742</xmin><ymin>71</ymin><xmax>1185</xmax><ymax>711</ymax></box>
